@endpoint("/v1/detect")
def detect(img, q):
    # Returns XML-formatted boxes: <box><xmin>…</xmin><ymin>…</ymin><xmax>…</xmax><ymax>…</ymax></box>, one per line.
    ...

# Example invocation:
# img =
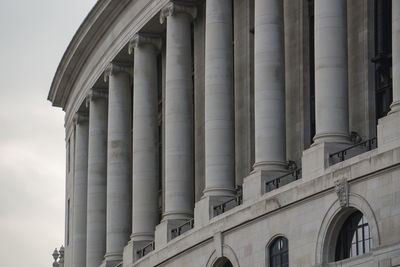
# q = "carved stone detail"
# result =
<box><xmin>73</xmin><ymin>111</ymin><xmax>89</xmax><ymax>125</ymax></box>
<box><xmin>128</xmin><ymin>33</ymin><xmax>162</xmax><ymax>54</ymax></box>
<box><xmin>104</xmin><ymin>62</ymin><xmax>133</xmax><ymax>82</ymax></box>
<box><xmin>334</xmin><ymin>178</ymin><xmax>349</xmax><ymax>208</ymax></box>
<box><xmin>86</xmin><ymin>88</ymin><xmax>108</xmax><ymax>107</ymax></box>
<box><xmin>159</xmin><ymin>2</ymin><xmax>197</xmax><ymax>24</ymax></box>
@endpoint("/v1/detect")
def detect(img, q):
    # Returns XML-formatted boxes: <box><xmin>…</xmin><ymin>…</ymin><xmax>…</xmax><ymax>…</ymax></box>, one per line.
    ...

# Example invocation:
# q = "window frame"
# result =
<box><xmin>267</xmin><ymin>236</ymin><xmax>289</xmax><ymax>267</ymax></box>
<box><xmin>335</xmin><ymin>211</ymin><xmax>372</xmax><ymax>261</ymax></box>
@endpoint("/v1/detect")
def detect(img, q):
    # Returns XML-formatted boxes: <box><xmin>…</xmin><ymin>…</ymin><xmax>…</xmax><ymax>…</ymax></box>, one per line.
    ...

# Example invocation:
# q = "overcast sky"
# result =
<box><xmin>0</xmin><ymin>0</ymin><xmax>96</xmax><ymax>266</ymax></box>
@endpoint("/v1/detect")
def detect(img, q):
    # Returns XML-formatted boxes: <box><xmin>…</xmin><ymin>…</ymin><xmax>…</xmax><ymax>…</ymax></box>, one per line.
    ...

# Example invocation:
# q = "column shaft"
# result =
<box><xmin>130</xmin><ymin>34</ymin><xmax>161</xmax><ymax>240</ymax></box>
<box><xmin>161</xmin><ymin>3</ymin><xmax>196</xmax><ymax>220</ymax></box>
<box><xmin>86</xmin><ymin>89</ymin><xmax>108</xmax><ymax>267</ymax></box>
<box><xmin>314</xmin><ymin>0</ymin><xmax>350</xmax><ymax>144</ymax></box>
<box><xmin>105</xmin><ymin>64</ymin><xmax>132</xmax><ymax>261</ymax></box>
<box><xmin>204</xmin><ymin>0</ymin><xmax>235</xmax><ymax>196</ymax></box>
<box><xmin>392</xmin><ymin>0</ymin><xmax>400</xmax><ymax>112</ymax></box>
<box><xmin>71</xmin><ymin>113</ymin><xmax>89</xmax><ymax>267</ymax></box>
<box><xmin>253</xmin><ymin>0</ymin><xmax>286</xmax><ymax>171</ymax></box>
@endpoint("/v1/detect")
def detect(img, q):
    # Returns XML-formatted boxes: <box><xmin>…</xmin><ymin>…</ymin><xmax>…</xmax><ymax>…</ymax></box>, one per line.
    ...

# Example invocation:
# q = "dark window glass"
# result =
<box><xmin>335</xmin><ymin>211</ymin><xmax>372</xmax><ymax>261</ymax></box>
<box><xmin>308</xmin><ymin>0</ymin><xmax>315</xmax><ymax>143</ymax></box>
<box><xmin>269</xmin><ymin>237</ymin><xmax>289</xmax><ymax>267</ymax></box>
<box><xmin>157</xmin><ymin>53</ymin><xmax>163</xmax><ymax>222</ymax></box>
<box><xmin>372</xmin><ymin>0</ymin><xmax>392</xmax><ymax>119</ymax></box>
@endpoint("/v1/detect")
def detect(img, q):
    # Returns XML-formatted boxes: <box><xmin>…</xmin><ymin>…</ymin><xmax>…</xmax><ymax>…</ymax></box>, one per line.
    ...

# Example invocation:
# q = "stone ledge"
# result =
<box><xmin>131</xmin><ymin>146</ymin><xmax>400</xmax><ymax>267</ymax></box>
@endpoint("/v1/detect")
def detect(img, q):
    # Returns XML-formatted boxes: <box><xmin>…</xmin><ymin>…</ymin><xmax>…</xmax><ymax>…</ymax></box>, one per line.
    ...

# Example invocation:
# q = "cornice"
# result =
<box><xmin>160</xmin><ymin>1</ymin><xmax>198</xmax><ymax>24</ymax></box>
<box><xmin>63</xmin><ymin>0</ymin><xmax>169</xmax><ymax>130</ymax></box>
<box><xmin>48</xmin><ymin>0</ymin><xmax>131</xmax><ymax>109</ymax></box>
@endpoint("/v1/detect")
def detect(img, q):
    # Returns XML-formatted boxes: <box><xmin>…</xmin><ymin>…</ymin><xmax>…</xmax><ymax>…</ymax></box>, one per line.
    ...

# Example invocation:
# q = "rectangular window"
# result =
<box><xmin>373</xmin><ymin>0</ymin><xmax>392</xmax><ymax>120</ymax></box>
<box><xmin>157</xmin><ymin>53</ymin><xmax>163</xmax><ymax>222</ymax></box>
<box><xmin>308</xmin><ymin>0</ymin><xmax>316</xmax><ymax>143</ymax></box>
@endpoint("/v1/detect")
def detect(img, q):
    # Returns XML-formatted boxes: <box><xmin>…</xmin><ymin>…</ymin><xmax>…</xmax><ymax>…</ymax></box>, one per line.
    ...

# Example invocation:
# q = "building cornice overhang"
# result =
<box><xmin>48</xmin><ymin>0</ymin><xmax>131</xmax><ymax>109</ymax></box>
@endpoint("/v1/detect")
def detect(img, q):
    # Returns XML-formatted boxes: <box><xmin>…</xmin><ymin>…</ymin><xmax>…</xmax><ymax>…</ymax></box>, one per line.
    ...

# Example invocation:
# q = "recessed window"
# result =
<box><xmin>335</xmin><ymin>211</ymin><xmax>371</xmax><ymax>261</ymax></box>
<box><xmin>269</xmin><ymin>236</ymin><xmax>289</xmax><ymax>267</ymax></box>
<box><xmin>372</xmin><ymin>0</ymin><xmax>392</xmax><ymax>120</ymax></box>
<box><xmin>213</xmin><ymin>257</ymin><xmax>233</xmax><ymax>267</ymax></box>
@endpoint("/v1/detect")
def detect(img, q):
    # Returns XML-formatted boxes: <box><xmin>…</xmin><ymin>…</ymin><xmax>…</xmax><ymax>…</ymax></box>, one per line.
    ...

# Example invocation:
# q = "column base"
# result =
<box><xmin>162</xmin><ymin>211</ymin><xmax>193</xmax><ymax>221</ymax></box>
<box><xmin>155</xmin><ymin>219</ymin><xmax>186</xmax><ymax>248</ymax></box>
<box><xmin>123</xmin><ymin>239</ymin><xmax>154</xmax><ymax>265</ymax></box>
<box><xmin>202</xmin><ymin>187</ymin><xmax>236</xmax><ymax>198</ymax></box>
<box><xmin>378</xmin><ymin>111</ymin><xmax>400</xmax><ymax>153</ymax></box>
<box><xmin>242</xmin><ymin>170</ymin><xmax>288</xmax><ymax>203</ymax></box>
<box><xmin>193</xmin><ymin>195</ymin><xmax>235</xmax><ymax>229</ymax></box>
<box><xmin>99</xmin><ymin>254</ymin><xmax>122</xmax><ymax>267</ymax></box>
<box><xmin>302</xmin><ymin>142</ymin><xmax>350</xmax><ymax>181</ymax></box>
<box><xmin>130</xmin><ymin>232</ymin><xmax>154</xmax><ymax>242</ymax></box>
<box><xmin>252</xmin><ymin>161</ymin><xmax>288</xmax><ymax>172</ymax></box>
<box><xmin>312</xmin><ymin>132</ymin><xmax>351</xmax><ymax>145</ymax></box>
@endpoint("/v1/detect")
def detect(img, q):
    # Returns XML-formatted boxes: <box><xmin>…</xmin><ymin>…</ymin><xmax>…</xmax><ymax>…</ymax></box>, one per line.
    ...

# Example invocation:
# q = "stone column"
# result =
<box><xmin>253</xmin><ymin>0</ymin><xmax>286</xmax><ymax>172</ymax></box>
<box><xmin>128</xmin><ymin>33</ymin><xmax>162</xmax><ymax>241</ymax></box>
<box><xmin>71</xmin><ymin>112</ymin><xmax>89</xmax><ymax>267</ymax></box>
<box><xmin>160</xmin><ymin>2</ymin><xmax>197</xmax><ymax>220</ymax></box>
<box><xmin>391</xmin><ymin>0</ymin><xmax>400</xmax><ymax>113</ymax></box>
<box><xmin>85</xmin><ymin>88</ymin><xmax>108</xmax><ymax>267</ymax></box>
<box><xmin>203</xmin><ymin>0</ymin><xmax>235</xmax><ymax>197</ymax></box>
<box><xmin>313</xmin><ymin>0</ymin><xmax>350</xmax><ymax>144</ymax></box>
<box><xmin>104</xmin><ymin>62</ymin><xmax>132</xmax><ymax>263</ymax></box>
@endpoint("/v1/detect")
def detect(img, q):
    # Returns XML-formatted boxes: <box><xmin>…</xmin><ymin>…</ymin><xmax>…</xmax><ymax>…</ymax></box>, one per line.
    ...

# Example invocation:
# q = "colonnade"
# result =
<box><xmin>68</xmin><ymin>0</ymin><xmax>400</xmax><ymax>266</ymax></box>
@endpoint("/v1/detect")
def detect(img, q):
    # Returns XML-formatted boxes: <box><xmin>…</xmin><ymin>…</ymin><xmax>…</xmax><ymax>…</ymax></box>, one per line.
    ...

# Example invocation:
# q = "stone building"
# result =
<box><xmin>48</xmin><ymin>0</ymin><xmax>400</xmax><ymax>266</ymax></box>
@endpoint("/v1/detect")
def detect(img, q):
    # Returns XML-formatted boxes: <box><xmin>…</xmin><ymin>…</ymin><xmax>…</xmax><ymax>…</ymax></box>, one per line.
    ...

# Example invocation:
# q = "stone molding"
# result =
<box><xmin>206</xmin><ymin>244</ymin><xmax>240</xmax><ymax>267</ymax></box>
<box><xmin>315</xmin><ymin>193</ymin><xmax>381</xmax><ymax>264</ymax></box>
<box><xmin>334</xmin><ymin>178</ymin><xmax>349</xmax><ymax>208</ymax></box>
<box><xmin>104</xmin><ymin>62</ymin><xmax>133</xmax><ymax>82</ymax></box>
<box><xmin>128</xmin><ymin>33</ymin><xmax>162</xmax><ymax>54</ymax></box>
<box><xmin>73</xmin><ymin>112</ymin><xmax>89</xmax><ymax>125</ymax></box>
<box><xmin>85</xmin><ymin>88</ymin><xmax>108</xmax><ymax>107</ymax></box>
<box><xmin>159</xmin><ymin>2</ymin><xmax>197</xmax><ymax>24</ymax></box>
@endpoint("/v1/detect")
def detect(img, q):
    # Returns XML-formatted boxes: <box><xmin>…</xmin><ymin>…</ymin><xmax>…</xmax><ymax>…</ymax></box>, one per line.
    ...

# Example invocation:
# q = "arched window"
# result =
<box><xmin>269</xmin><ymin>237</ymin><xmax>288</xmax><ymax>267</ymax></box>
<box><xmin>335</xmin><ymin>210</ymin><xmax>372</xmax><ymax>261</ymax></box>
<box><xmin>213</xmin><ymin>257</ymin><xmax>233</xmax><ymax>267</ymax></box>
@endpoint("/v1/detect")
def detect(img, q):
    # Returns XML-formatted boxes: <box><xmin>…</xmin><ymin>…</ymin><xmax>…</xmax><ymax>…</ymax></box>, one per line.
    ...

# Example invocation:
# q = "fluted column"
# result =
<box><xmin>391</xmin><ymin>0</ymin><xmax>400</xmax><ymax>113</ymax></box>
<box><xmin>85</xmin><ymin>88</ymin><xmax>108</xmax><ymax>267</ymax></box>
<box><xmin>71</xmin><ymin>112</ymin><xmax>89</xmax><ymax>267</ymax></box>
<box><xmin>160</xmin><ymin>2</ymin><xmax>196</xmax><ymax>220</ymax></box>
<box><xmin>104</xmin><ymin>62</ymin><xmax>132</xmax><ymax>262</ymax></box>
<box><xmin>313</xmin><ymin>0</ymin><xmax>350</xmax><ymax>144</ymax></box>
<box><xmin>203</xmin><ymin>0</ymin><xmax>235</xmax><ymax>196</ymax></box>
<box><xmin>253</xmin><ymin>0</ymin><xmax>286</xmax><ymax>172</ymax></box>
<box><xmin>128</xmin><ymin>33</ymin><xmax>162</xmax><ymax>241</ymax></box>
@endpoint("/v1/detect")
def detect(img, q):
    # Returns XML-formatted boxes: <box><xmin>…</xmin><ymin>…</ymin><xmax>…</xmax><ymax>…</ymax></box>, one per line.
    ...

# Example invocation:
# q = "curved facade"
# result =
<box><xmin>49</xmin><ymin>0</ymin><xmax>400</xmax><ymax>266</ymax></box>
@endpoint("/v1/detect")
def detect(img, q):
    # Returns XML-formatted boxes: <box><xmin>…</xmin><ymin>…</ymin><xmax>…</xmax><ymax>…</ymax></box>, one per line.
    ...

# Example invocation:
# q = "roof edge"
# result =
<box><xmin>47</xmin><ymin>0</ymin><xmax>110</xmax><ymax>108</ymax></box>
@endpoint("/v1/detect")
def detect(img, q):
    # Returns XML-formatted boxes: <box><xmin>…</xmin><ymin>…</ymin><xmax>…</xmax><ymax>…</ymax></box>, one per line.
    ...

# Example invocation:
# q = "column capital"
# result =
<box><xmin>160</xmin><ymin>2</ymin><xmax>197</xmax><ymax>24</ymax></box>
<box><xmin>73</xmin><ymin>111</ymin><xmax>89</xmax><ymax>125</ymax></box>
<box><xmin>86</xmin><ymin>88</ymin><xmax>108</xmax><ymax>107</ymax></box>
<box><xmin>104</xmin><ymin>62</ymin><xmax>133</xmax><ymax>82</ymax></box>
<box><xmin>128</xmin><ymin>33</ymin><xmax>162</xmax><ymax>54</ymax></box>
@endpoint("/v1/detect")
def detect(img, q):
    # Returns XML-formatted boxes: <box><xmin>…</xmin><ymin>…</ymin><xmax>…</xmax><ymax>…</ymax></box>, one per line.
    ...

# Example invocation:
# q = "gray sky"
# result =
<box><xmin>0</xmin><ymin>0</ymin><xmax>96</xmax><ymax>266</ymax></box>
